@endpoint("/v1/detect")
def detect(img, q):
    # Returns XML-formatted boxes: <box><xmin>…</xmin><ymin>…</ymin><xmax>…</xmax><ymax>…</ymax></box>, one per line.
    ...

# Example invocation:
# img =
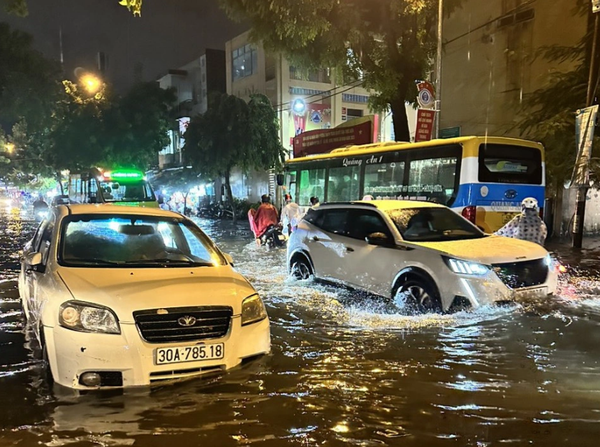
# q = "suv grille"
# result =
<box><xmin>133</xmin><ymin>306</ymin><xmax>232</xmax><ymax>343</ymax></box>
<box><xmin>492</xmin><ymin>258</ymin><xmax>548</xmax><ymax>289</ymax></box>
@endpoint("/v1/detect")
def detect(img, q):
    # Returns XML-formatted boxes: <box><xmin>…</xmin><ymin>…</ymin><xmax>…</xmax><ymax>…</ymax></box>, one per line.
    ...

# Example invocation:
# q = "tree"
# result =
<box><xmin>103</xmin><ymin>82</ymin><xmax>176</xmax><ymax>168</ymax></box>
<box><xmin>219</xmin><ymin>0</ymin><xmax>460</xmax><ymax>142</ymax></box>
<box><xmin>184</xmin><ymin>92</ymin><xmax>285</xmax><ymax>222</ymax></box>
<box><xmin>0</xmin><ymin>22</ymin><xmax>64</xmax><ymax>183</ymax></box>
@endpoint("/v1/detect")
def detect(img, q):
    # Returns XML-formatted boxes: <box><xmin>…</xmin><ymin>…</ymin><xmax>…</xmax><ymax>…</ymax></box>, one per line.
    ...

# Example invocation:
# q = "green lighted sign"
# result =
<box><xmin>105</xmin><ymin>170</ymin><xmax>144</xmax><ymax>180</ymax></box>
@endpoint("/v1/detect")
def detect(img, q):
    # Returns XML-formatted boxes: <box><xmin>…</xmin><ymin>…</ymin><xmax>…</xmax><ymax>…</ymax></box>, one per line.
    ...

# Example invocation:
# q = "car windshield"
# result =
<box><xmin>59</xmin><ymin>214</ymin><xmax>225</xmax><ymax>267</ymax></box>
<box><xmin>386</xmin><ymin>207</ymin><xmax>485</xmax><ymax>242</ymax></box>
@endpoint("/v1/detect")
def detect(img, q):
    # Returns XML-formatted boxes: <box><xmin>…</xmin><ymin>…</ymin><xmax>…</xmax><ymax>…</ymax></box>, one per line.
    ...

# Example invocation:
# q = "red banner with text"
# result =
<box><xmin>415</xmin><ymin>109</ymin><xmax>436</xmax><ymax>142</ymax></box>
<box><xmin>293</xmin><ymin>120</ymin><xmax>373</xmax><ymax>158</ymax></box>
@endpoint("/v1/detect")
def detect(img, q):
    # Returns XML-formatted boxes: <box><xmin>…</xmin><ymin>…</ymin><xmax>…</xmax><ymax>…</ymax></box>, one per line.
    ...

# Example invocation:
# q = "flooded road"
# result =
<box><xmin>2</xmin><ymin>207</ymin><xmax>600</xmax><ymax>446</ymax></box>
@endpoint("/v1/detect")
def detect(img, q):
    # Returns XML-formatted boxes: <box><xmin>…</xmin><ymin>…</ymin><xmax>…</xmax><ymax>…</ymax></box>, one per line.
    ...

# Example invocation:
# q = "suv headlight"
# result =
<box><xmin>59</xmin><ymin>301</ymin><xmax>120</xmax><ymax>334</ymax></box>
<box><xmin>241</xmin><ymin>294</ymin><xmax>268</xmax><ymax>326</ymax></box>
<box><xmin>443</xmin><ymin>256</ymin><xmax>489</xmax><ymax>276</ymax></box>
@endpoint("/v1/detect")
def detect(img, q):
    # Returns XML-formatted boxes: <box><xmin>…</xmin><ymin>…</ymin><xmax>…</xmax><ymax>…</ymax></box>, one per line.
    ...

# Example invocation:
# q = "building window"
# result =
<box><xmin>289</xmin><ymin>66</ymin><xmax>331</xmax><ymax>83</ymax></box>
<box><xmin>232</xmin><ymin>44</ymin><xmax>257</xmax><ymax>81</ymax></box>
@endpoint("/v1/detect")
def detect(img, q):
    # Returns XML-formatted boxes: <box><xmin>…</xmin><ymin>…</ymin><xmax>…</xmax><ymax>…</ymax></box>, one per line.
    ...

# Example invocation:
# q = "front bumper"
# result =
<box><xmin>440</xmin><ymin>267</ymin><xmax>558</xmax><ymax>310</ymax></box>
<box><xmin>44</xmin><ymin>316</ymin><xmax>271</xmax><ymax>389</ymax></box>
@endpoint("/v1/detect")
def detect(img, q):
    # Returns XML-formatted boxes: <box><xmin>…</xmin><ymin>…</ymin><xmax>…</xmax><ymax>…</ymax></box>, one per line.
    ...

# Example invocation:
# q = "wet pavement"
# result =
<box><xmin>1</xmin><ymin>205</ymin><xmax>600</xmax><ymax>446</ymax></box>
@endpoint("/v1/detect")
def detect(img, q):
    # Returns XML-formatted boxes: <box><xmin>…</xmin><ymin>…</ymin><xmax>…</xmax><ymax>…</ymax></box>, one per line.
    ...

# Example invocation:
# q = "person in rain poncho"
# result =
<box><xmin>495</xmin><ymin>197</ymin><xmax>547</xmax><ymax>246</ymax></box>
<box><xmin>280</xmin><ymin>194</ymin><xmax>304</xmax><ymax>236</ymax></box>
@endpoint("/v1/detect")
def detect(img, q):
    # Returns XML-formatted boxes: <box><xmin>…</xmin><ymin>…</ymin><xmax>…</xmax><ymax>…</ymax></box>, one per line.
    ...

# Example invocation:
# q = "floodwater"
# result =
<box><xmin>1</xmin><ymin>206</ymin><xmax>600</xmax><ymax>446</ymax></box>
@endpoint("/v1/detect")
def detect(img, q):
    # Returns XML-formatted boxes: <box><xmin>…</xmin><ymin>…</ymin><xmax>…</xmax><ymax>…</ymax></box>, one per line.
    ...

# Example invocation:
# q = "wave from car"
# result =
<box><xmin>19</xmin><ymin>204</ymin><xmax>270</xmax><ymax>389</ymax></box>
<box><xmin>286</xmin><ymin>200</ymin><xmax>557</xmax><ymax>313</ymax></box>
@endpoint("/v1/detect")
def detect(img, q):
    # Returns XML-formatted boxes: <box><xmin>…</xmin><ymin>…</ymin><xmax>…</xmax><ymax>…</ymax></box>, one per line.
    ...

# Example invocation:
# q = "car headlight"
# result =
<box><xmin>442</xmin><ymin>256</ymin><xmax>489</xmax><ymax>276</ymax></box>
<box><xmin>59</xmin><ymin>301</ymin><xmax>120</xmax><ymax>334</ymax></box>
<box><xmin>241</xmin><ymin>294</ymin><xmax>268</xmax><ymax>326</ymax></box>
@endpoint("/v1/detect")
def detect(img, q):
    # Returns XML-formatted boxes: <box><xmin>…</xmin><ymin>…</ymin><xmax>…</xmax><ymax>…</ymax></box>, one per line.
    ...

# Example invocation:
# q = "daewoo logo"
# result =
<box><xmin>178</xmin><ymin>315</ymin><xmax>197</xmax><ymax>327</ymax></box>
<box><xmin>504</xmin><ymin>189</ymin><xmax>517</xmax><ymax>199</ymax></box>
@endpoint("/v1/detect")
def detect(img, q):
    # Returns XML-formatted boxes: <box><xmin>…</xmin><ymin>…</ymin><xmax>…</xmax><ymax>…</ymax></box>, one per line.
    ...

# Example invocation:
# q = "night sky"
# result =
<box><xmin>0</xmin><ymin>0</ymin><xmax>246</xmax><ymax>92</ymax></box>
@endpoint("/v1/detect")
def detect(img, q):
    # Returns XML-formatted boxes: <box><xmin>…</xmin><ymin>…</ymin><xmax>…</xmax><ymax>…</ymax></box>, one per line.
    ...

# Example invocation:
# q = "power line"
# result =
<box><xmin>276</xmin><ymin>80</ymin><xmax>366</xmax><ymax>113</ymax></box>
<box><xmin>272</xmin><ymin>78</ymin><xmax>364</xmax><ymax>111</ymax></box>
<box><xmin>444</xmin><ymin>0</ymin><xmax>536</xmax><ymax>46</ymax></box>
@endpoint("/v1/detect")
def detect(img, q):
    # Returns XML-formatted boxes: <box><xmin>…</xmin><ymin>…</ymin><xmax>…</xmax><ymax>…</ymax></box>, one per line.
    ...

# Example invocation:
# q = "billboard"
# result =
<box><xmin>293</xmin><ymin>117</ymin><xmax>374</xmax><ymax>158</ymax></box>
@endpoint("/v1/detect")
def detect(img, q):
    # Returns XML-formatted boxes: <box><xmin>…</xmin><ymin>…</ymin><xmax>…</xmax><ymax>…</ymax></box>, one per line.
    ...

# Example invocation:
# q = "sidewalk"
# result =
<box><xmin>546</xmin><ymin>236</ymin><xmax>600</xmax><ymax>274</ymax></box>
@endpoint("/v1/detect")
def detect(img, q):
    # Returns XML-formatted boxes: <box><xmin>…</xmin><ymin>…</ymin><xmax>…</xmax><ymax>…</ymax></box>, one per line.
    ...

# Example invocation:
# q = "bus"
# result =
<box><xmin>283</xmin><ymin>136</ymin><xmax>545</xmax><ymax>233</ymax></box>
<box><xmin>67</xmin><ymin>168</ymin><xmax>159</xmax><ymax>208</ymax></box>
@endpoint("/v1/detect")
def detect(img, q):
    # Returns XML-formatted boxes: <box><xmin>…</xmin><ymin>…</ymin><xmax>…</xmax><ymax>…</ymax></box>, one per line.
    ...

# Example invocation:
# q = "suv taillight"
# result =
<box><xmin>461</xmin><ymin>206</ymin><xmax>477</xmax><ymax>223</ymax></box>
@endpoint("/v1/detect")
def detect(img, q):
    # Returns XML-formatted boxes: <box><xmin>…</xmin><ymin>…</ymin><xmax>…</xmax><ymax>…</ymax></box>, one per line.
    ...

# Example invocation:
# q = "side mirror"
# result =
<box><xmin>25</xmin><ymin>252</ymin><xmax>43</xmax><ymax>267</ymax></box>
<box><xmin>365</xmin><ymin>232</ymin><xmax>393</xmax><ymax>247</ymax></box>
<box><xmin>223</xmin><ymin>253</ymin><xmax>234</xmax><ymax>265</ymax></box>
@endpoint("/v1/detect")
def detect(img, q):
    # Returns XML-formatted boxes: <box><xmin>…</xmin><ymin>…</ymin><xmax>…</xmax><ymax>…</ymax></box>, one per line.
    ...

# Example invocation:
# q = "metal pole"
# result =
<box><xmin>434</xmin><ymin>0</ymin><xmax>443</xmax><ymax>139</ymax></box>
<box><xmin>573</xmin><ymin>10</ymin><xmax>599</xmax><ymax>248</ymax></box>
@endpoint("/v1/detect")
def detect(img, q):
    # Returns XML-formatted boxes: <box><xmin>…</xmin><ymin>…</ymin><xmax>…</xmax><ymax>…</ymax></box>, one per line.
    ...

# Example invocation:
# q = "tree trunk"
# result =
<box><xmin>56</xmin><ymin>171</ymin><xmax>64</xmax><ymax>195</ymax></box>
<box><xmin>224</xmin><ymin>170</ymin><xmax>237</xmax><ymax>224</ymax></box>
<box><xmin>389</xmin><ymin>81</ymin><xmax>411</xmax><ymax>142</ymax></box>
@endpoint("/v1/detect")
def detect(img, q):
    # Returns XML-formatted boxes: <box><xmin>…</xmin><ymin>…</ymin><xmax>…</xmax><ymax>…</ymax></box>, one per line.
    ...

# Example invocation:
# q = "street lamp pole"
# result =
<box><xmin>434</xmin><ymin>0</ymin><xmax>443</xmax><ymax>139</ymax></box>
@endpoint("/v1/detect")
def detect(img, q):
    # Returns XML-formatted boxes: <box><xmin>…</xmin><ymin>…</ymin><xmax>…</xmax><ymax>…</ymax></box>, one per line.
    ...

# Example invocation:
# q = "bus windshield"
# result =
<box><xmin>478</xmin><ymin>143</ymin><xmax>543</xmax><ymax>184</ymax></box>
<box><xmin>99</xmin><ymin>180</ymin><xmax>155</xmax><ymax>203</ymax></box>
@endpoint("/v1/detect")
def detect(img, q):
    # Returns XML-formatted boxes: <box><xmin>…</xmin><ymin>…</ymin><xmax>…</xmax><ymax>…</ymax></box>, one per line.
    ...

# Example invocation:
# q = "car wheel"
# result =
<box><xmin>290</xmin><ymin>257</ymin><xmax>312</xmax><ymax>280</ymax></box>
<box><xmin>394</xmin><ymin>277</ymin><xmax>442</xmax><ymax>315</ymax></box>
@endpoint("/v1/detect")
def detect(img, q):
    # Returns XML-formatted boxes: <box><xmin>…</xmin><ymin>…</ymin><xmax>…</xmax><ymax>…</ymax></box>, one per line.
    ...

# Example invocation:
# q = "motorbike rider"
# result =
<box><xmin>32</xmin><ymin>194</ymin><xmax>49</xmax><ymax>220</ymax></box>
<box><xmin>251</xmin><ymin>194</ymin><xmax>279</xmax><ymax>244</ymax></box>
<box><xmin>495</xmin><ymin>197</ymin><xmax>547</xmax><ymax>246</ymax></box>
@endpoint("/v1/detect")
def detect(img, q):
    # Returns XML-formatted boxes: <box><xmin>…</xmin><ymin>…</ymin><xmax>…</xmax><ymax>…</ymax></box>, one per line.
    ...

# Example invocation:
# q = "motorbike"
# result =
<box><xmin>259</xmin><ymin>224</ymin><xmax>286</xmax><ymax>249</ymax></box>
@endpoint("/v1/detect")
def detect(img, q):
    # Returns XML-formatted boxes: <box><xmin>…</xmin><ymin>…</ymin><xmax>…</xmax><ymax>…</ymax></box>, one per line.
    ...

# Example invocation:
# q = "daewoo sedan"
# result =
<box><xmin>287</xmin><ymin>200</ymin><xmax>557</xmax><ymax>313</ymax></box>
<box><xmin>19</xmin><ymin>204</ymin><xmax>270</xmax><ymax>389</ymax></box>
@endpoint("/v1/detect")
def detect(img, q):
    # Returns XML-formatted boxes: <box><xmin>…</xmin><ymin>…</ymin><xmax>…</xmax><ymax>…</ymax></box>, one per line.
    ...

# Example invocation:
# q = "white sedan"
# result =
<box><xmin>19</xmin><ymin>204</ymin><xmax>270</xmax><ymax>389</ymax></box>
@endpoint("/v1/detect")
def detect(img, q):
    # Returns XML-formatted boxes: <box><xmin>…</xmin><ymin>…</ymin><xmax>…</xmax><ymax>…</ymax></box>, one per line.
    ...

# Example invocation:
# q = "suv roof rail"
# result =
<box><xmin>319</xmin><ymin>201</ymin><xmax>378</xmax><ymax>208</ymax></box>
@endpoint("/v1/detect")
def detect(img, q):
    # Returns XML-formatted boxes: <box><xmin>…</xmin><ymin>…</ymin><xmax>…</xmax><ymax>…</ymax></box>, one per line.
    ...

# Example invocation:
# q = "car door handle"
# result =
<box><xmin>345</xmin><ymin>246</ymin><xmax>354</xmax><ymax>252</ymax></box>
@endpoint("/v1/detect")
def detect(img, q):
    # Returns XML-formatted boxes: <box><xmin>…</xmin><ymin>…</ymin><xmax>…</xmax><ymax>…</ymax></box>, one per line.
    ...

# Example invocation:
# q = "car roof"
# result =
<box><xmin>318</xmin><ymin>200</ymin><xmax>446</xmax><ymax>211</ymax></box>
<box><xmin>55</xmin><ymin>203</ymin><xmax>182</xmax><ymax>218</ymax></box>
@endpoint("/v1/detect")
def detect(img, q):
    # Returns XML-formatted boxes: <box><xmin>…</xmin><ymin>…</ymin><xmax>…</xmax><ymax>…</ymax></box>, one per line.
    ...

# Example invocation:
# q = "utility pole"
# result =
<box><xmin>434</xmin><ymin>0</ymin><xmax>443</xmax><ymax>139</ymax></box>
<box><xmin>573</xmin><ymin>2</ymin><xmax>600</xmax><ymax>248</ymax></box>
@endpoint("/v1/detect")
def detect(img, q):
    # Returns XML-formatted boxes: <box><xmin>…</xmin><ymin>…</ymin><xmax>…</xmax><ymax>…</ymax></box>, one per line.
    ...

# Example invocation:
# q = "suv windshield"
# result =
<box><xmin>387</xmin><ymin>207</ymin><xmax>485</xmax><ymax>242</ymax></box>
<box><xmin>59</xmin><ymin>214</ymin><xmax>225</xmax><ymax>267</ymax></box>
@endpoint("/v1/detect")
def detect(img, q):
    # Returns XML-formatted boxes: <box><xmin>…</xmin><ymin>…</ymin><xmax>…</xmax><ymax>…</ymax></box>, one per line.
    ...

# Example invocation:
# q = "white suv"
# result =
<box><xmin>287</xmin><ymin>200</ymin><xmax>556</xmax><ymax>313</ymax></box>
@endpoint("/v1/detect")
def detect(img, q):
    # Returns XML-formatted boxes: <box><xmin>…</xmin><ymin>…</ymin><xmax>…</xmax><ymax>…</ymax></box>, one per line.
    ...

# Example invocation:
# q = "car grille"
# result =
<box><xmin>492</xmin><ymin>258</ymin><xmax>548</xmax><ymax>289</ymax></box>
<box><xmin>133</xmin><ymin>306</ymin><xmax>232</xmax><ymax>343</ymax></box>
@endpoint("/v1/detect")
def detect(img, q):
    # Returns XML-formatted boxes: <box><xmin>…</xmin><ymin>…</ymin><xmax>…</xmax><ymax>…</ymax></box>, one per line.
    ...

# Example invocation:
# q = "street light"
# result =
<box><xmin>80</xmin><ymin>73</ymin><xmax>102</xmax><ymax>95</ymax></box>
<box><xmin>5</xmin><ymin>143</ymin><xmax>15</xmax><ymax>153</ymax></box>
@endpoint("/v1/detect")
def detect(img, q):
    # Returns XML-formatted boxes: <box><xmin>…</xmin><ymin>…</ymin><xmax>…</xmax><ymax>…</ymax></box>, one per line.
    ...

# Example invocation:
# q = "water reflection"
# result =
<box><xmin>2</xmin><ymin>211</ymin><xmax>600</xmax><ymax>445</ymax></box>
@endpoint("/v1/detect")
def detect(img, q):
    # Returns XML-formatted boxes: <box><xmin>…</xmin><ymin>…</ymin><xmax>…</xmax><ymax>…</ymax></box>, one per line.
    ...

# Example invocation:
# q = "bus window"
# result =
<box><xmin>99</xmin><ymin>180</ymin><xmax>154</xmax><ymax>203</ymax></box>
<box><xmin>364</xmin><ymin>162</ymin><xmax>405</xmax><ymax>199</ymax></box>
<box><xmin>298</xmin><ymin>169</ymin><xmax>325</xmax><ymax>206</ymax></box>
<box><xmin>327</xmin><ymin>166</ymin><xmax>360</xmax><ymax>202</ymax></box>
<box><xmin>478</xmin><ymin>144</ymin><xmax>542</xmax><ymax>184</ymax></box>
<box><xmin>408</xmin><ymin>157</ymin><xmax>458</xmax><ymax>205</ymax></box>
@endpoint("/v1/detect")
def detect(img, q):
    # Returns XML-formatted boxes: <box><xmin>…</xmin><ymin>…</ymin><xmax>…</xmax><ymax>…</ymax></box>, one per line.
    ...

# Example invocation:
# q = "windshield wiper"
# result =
<box><xmin>65</xmin><ymin>258</ymin><xmax>126</xmax><ymax>266</ymax></box>
<box><xmin>121</xmin><ymin>259</ymin><xmax>215</xmax><ymax>267</ymax></box>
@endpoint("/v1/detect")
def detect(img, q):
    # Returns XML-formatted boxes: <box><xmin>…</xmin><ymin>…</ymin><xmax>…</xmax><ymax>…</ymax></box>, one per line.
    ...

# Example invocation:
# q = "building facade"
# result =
<box><xmin>157</xmin><ymin>50</ymin><xmax>226</xmax><ymax>170</ymax></box>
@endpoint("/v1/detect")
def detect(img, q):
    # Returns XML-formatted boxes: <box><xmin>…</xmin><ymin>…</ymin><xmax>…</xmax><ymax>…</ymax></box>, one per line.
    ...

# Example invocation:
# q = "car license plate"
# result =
<box><xmin>514</xmin><ymin>286</ymin><xmax>548</xmax><ymax>299</ymax></box>
<box><xmin>155</xmin><ymin>343</ymin><xmax>224</xmax><ymax>365</ymax></box>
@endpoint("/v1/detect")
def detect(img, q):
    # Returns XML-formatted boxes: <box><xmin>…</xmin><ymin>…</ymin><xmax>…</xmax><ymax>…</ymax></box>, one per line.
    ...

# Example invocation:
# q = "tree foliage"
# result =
<box><xmin>219</xmin><ymin>0</ymin><xmax>461</xmax><ymax>142</ymax></box>
<box><xmin>184</xmin><ymin>92</ymin><xmax>285</xmax><ymax>220</ymax></box>
<box><xmin>0</xmin><ymin>22</ymin><xmax>64</xmax><ymax>181</ymax></box>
